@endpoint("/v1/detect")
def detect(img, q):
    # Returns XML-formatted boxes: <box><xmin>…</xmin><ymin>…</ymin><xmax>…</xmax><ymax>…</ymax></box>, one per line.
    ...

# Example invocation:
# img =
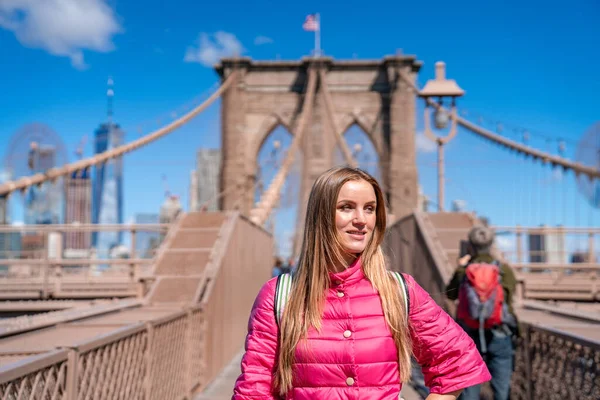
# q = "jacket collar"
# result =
<box><xmin>328</xmin><ymin>257</ymin><xmax>364</xmax><ymax>286</ymax></box>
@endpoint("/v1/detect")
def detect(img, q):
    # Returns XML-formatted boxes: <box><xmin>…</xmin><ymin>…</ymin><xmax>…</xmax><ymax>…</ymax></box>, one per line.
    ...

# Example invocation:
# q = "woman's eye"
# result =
<box><xmin>365</xmin><ymin>206</ymin><xmax>375</xmax><ymax>213</ymax></box>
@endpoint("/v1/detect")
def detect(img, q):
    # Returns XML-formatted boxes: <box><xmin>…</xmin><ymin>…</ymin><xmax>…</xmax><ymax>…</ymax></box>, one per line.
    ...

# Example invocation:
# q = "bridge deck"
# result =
<box><xmin>517</xmin><ymin>303</ymin><xmax>600</xmax><ymax>342</ymax></box>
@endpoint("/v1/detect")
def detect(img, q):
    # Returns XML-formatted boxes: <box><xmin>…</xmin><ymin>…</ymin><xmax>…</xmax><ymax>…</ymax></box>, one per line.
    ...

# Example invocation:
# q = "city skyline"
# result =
<box><xmin>0</xmin><ymin>0</ymin><xmax>599</xmax><ymax>257</ymax></box>
<box><xmin>91</xmin><ymin>122</ymin><xmax>125</xmax><ymax>256</ymax></box>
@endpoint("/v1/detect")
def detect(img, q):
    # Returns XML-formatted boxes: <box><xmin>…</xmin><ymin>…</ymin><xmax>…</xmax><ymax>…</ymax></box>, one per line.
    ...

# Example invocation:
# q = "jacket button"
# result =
<box><xmin>337</xmin><ymin>291</ymin><xmax>344</xmax><ymax>298</ymax></box>
<box><xmin>346</xmin><ymin>377</ymin><xmax>355</xmax><ymax>386</ymax></box>
<box><xmin>343</xmin><ymin>330</ymin><xmax>352</xmax><ymax>338</ymax></box>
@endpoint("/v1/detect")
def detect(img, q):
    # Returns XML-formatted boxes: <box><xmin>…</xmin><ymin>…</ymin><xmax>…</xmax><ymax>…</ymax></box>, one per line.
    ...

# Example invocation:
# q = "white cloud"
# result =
<box><xmin>0</xmin><ymin>0</ymin><xmax>122</xmax><ymax>69</ymax></box>
<box><xmin>415</xmin><ymin>131</ymin><xmax>437</xmax><ymax>153</ymax></box>
<box><xmin>254</xmin><ymin>35</ymin><xmax>273</xmax><ymax>45</ymax></box>
<box><xmin>184</xmin><ymin>31</ymin><xmax>244</xmax><ymax>67</ymax></box>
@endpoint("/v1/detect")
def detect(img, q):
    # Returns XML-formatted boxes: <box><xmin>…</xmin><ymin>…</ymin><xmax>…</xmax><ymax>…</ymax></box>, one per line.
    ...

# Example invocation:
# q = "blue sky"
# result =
<box><xmin>1</xmin><ymin>0</ymin><xmax>599</xmax><ymax>257</ymax></box>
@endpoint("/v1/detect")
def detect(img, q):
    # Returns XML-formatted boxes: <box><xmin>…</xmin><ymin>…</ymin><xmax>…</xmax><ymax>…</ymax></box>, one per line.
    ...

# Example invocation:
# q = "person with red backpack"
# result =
<box><xmin>446</xmin><ymin>226</ymin><xmax>518</xmax><ymax>400</ymax></box>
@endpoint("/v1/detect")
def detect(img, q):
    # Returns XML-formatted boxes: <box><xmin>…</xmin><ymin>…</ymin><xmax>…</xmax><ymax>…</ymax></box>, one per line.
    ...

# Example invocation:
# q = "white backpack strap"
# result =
<box><xmin>391</xmin><ymin>271</ymin><xmax>410</xmax><ymax>320</ymax></box>
<box><xmin>274</xmin><ymin>272</ymin><xmax>293</xmax><ymax>327</ymax></box>
<box><xmin>276</xmin><ymin>271</ymin><xmax>409</xmax><ymax>325</ymax></box>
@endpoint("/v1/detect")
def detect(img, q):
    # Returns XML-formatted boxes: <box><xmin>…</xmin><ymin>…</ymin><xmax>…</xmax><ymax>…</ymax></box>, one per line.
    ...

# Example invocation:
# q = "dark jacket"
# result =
<box><xmin>446</xmin><ymin>253</ymin><xmax>517</xmax><ymax>317</ymax></box>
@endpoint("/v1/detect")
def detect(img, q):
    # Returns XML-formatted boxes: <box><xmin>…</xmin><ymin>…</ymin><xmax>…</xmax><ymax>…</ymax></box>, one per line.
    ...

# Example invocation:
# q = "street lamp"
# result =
<box><xmin>418</xmin><ymin>61</ymin><xmax>464</xmax><ymax>212</ymax></box>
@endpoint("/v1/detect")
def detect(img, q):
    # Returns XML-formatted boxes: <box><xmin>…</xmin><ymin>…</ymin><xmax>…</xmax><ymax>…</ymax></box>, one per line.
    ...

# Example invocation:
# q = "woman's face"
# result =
<box><xmin>335</xmin><ymin>179</ymin><xmax>377</xmax><ymax>261</ymax></box>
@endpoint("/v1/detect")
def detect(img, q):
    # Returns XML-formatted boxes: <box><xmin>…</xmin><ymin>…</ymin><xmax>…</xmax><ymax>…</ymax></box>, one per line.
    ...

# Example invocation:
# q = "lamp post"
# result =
<box><xmin>418</xmin><ymin>62</ymin><xmax>464</xmax><ymax>212</ymax></box>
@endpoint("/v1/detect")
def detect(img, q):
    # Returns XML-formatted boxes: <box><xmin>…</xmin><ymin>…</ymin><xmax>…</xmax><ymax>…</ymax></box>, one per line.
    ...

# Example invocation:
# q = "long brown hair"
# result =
<box><xmin>274</xmin><ymin>166</ymin><xmax>412</xmax><ymax>395</ymax></box>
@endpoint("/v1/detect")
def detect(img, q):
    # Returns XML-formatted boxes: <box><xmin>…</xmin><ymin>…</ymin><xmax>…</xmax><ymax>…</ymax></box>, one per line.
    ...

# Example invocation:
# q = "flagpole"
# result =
<box><xmin>315</xmin><ymin>13</ymin><xmax>321</xmax><ymax>57</ymax></box>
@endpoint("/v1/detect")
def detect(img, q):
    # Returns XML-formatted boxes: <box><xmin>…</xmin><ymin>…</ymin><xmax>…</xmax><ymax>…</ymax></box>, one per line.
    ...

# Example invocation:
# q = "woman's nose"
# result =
<box><xmin>353</xmin><ymin>210</ymin><xmax>366</xmax><ymax>224</ymax></box>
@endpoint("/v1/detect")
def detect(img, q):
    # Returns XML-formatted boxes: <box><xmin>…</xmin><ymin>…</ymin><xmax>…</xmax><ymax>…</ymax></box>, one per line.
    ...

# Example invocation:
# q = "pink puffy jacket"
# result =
<box><xmin>232</xmin><ymin>259</ymin><xmax>490</xmax><ymax>399</ymax></box>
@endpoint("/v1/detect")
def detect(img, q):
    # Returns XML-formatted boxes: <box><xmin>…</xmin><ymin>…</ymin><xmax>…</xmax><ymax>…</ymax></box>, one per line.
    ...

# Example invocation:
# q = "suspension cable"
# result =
<box><xmin>396</xmin><ymin>70</ymin><xmax>600</xmax><ymax>180</ymax></box>
<box><xmin>318</xmin><ymin>69</ymin><xmax>357</xmax><ymax>168</ymax></box>
<box><xmin>0</xmin><ymin>72</ymin><xmax>238</xmax><ymax>196</ymax></box>
<box><xmin>249</xmin><ymin>67</ymin><xmax>318</xmax><ymax>225</ymax></box>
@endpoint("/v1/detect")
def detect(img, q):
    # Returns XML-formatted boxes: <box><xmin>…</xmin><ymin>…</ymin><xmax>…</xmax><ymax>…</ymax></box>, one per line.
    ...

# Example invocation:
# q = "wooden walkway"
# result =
<box><xmin>194</xmin><ymin>350</ymin><xmax>424</xmax><ymax>400</ymax></box>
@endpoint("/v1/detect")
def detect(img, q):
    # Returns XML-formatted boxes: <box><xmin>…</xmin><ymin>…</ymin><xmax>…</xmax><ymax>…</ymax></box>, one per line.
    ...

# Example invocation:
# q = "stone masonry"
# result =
<box><xmin>215</xmin><ymin>56</ymin><xmax>422</xmax><ymax>256</ymax></box>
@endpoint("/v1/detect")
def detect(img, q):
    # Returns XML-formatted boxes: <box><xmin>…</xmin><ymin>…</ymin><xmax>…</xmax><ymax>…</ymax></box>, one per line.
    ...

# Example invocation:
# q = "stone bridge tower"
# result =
<box><xmin>216</xmin><ymin>55</ymin><xmax>421</xmax><ymax>256</ymax></box>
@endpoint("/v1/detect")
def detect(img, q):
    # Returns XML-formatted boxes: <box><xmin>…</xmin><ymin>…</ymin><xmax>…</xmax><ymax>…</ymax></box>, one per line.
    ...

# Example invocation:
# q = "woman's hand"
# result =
<box><xmin>457</xmin><ymin>254</ymin><xmax>471</xmax><ymax>267</ymax></box>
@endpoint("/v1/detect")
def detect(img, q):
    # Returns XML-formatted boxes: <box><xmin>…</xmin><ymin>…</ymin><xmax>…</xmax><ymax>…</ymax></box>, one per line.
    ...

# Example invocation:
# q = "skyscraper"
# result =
<box><xmin>195</xmin><ymin>149</ymin><xmax>221</xmax><ymax>211</ymax></box>
<box><xmin>189</xmin><ymin>169</ymin><xmax>198</xmax><ymax>211</ymax></box>
<box><xmin>65</xmin><ymin>170</ymin><xmax>92</xmax><ymax>250</ymax></box>
<box><xmin>527</xmin><ymin>225</ymin><xmax>567</xmax><ymax>264</ymax></box>
<box><xmin>25</xmin><ymin>144</ymin><xmax>63</xmax><ymax>225</ymax></box>
<box><xmin>92</xmin><ymin>123</ymin><xmax>125</xmax><ymax>253</ymax></box>
<box><xmin>92</xmin><ymin>77</ymin><xmax>125</xmax><ymax>257</ymax></box>
<box><xmin>0</xmin><ymin>196</ymin><xmax>7</xmax><ymax>226</ymax></box>
<box><xmin>0</xmin><ymin>196</ymin><xmax>21</xmax><ymax>270</ymax></box>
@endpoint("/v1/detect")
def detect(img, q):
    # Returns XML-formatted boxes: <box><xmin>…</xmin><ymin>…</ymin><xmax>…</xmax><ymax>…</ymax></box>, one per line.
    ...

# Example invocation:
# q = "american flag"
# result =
<box><xmin>303</xmin><ymin>14</ymin><xmax>319</xmax><ymax>31</ymax></box>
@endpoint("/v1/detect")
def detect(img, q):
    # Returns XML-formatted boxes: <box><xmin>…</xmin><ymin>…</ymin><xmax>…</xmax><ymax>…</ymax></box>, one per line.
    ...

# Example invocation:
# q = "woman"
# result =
<box><xmin>233</xmin><ymin>167</ymin><xmax>490</xmax><ymax>399</ymax></box>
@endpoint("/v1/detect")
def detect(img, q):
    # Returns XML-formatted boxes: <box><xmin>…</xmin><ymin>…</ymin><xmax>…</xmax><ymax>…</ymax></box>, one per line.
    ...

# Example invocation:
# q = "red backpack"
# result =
<box><xmin>456</xmin><ymin>261</ymin><xmax>506</xmax><ymax>352</ymax></box>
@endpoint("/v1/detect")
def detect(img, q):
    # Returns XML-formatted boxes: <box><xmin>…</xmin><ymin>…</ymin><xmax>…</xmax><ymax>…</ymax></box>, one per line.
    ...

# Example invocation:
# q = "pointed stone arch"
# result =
<box><xmin>217</xmin><ymin>56</ymin><xmax>421</xmax><ymax>235</ymax></box>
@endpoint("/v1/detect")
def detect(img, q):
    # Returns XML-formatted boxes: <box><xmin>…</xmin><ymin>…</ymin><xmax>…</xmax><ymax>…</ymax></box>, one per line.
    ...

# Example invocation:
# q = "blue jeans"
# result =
<box><xmin>410</xmin><ymin>358</ymin><xmax>430</xmax><ymax>398</ymax></box>
<box><xmin>460</xmin><ymin>328</ymin><xmax>514</xmax><ymax>400</ymax></box>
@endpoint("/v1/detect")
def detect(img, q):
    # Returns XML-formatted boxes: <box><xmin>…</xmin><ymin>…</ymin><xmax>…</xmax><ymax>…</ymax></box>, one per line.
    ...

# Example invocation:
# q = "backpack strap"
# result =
<box><xmin>274</xmin><ymin>271</ymin><xmax>411</xmax><ymax>327</ymax></box>
<box><xmin>274</xmin><ymin>272</ymin><xmax>293</xmax><ymax>327</ymax></box>
<box><xmin>390</xmin><ymin>271</ymin><xmax>411</xmax><ymax>319</ymax></box>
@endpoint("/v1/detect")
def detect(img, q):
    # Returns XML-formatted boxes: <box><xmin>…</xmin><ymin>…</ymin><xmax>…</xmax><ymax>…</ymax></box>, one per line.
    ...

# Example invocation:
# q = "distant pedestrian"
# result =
<box><xmin>446</xmin><ymin>226</ymin><xmax>518</xmax><ymax>400</ymax></box>
<box><xmin>271</xmin><ymin>257</ymin><xmax>285</xmax><ymax>278</ymax></box>
<box><xmin>285</xmin><ymin>257</ymin><xmax>295</xmax><ymax>272</ymax></box>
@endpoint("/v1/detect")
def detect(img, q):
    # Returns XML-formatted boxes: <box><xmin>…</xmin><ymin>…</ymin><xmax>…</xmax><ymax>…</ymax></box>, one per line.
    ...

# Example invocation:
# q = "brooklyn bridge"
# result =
<box><xmin>0</xmin><ymin>54</ymin><xmax>598</xmax><ymax>400</ymax></box>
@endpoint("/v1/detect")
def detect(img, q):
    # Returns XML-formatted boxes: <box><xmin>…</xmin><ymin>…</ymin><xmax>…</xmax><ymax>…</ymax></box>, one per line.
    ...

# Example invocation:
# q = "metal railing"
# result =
<box><xmin>428</xmin><ymin>226</ymin><xmax>600</xmax><ymax>267</ymax></box>
<box><xmin>421</xmin><ymin>225</ymin><xmax>600</xmax><ymax>301</ymax></box>
<box><xmin>387</xmin><ymin>213</ymin><xmax>600</xmax><ymax>399</ymax></box>
<box><xmin>0</xmin><ymin>224</ymin><xmax>170</xmax><ymax>274</ymax></box>
<box><xmin>512</xmin><ymin>322</ymin><xmax>600</xmax><ymax>400</ymax></box>
<box><xmin>491</xmin><ymin>226</ymin><xmax>599</xmax><ymax>267</ymax></box>
<box><xmin>0</xmin><ymin>224</ymin><xmax>172</xmax><ymax>300</ymax></box>
<box><xmin>0</xmin><ymin>305</ymin><xmax>198</xmax><ymax>400</ymax></box>
<box><xmin>0</xmin><ymin>213</ymin><xmax>273</xmax><ymax>399</ymax></box>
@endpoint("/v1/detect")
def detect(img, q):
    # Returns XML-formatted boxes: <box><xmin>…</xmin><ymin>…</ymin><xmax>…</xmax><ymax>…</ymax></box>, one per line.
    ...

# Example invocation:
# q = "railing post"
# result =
<box><xmin>65</xmin><ymin>349</ymin><xmax>79</xmax><ymax>400</ymax></box>
<box><xmin>53</xmin><ymin>263</ymin><xmax>61</xmax><ymax>295</ymax></box>
<box><xmin>197</xmin><ymin>308</ymin><xmax>206</xmax><ymax>391</ymax></box>
<box><xmin>185</xmin><ymin>308</ymin><xmax>193</xmax><ymax>398</ymax></box>
<box><xmin>523</xmin><ymin>326</ymin><xmax>533</xmax><ymax>400</ymax></box>
<box><xmin>144</xmin><ymin>322</ymin><xmax>154</xmax><ymax>400</ymax></box>
<box><xmin>130</xmin><ymin>229</ymin><xmax>138</xmax><ymax>281</ymax></box>
<box><xmin>42</xmin><ymin>232</ymin><xmax>50</xmax><ymax>298</ymax></box>
<box><xmin>516</xmin><ymin>226</ymin><xmax>523</xmax><ymax>265</ymax></box>
<box><xmin>50</xmin><ymin>231</ymin><xmax>63</xmax><ymax>296</ymax></box>
<box><xmin>588</xmin><ymin>232</ymin><xmax>595</xmax><ymax>263</ymax></box>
